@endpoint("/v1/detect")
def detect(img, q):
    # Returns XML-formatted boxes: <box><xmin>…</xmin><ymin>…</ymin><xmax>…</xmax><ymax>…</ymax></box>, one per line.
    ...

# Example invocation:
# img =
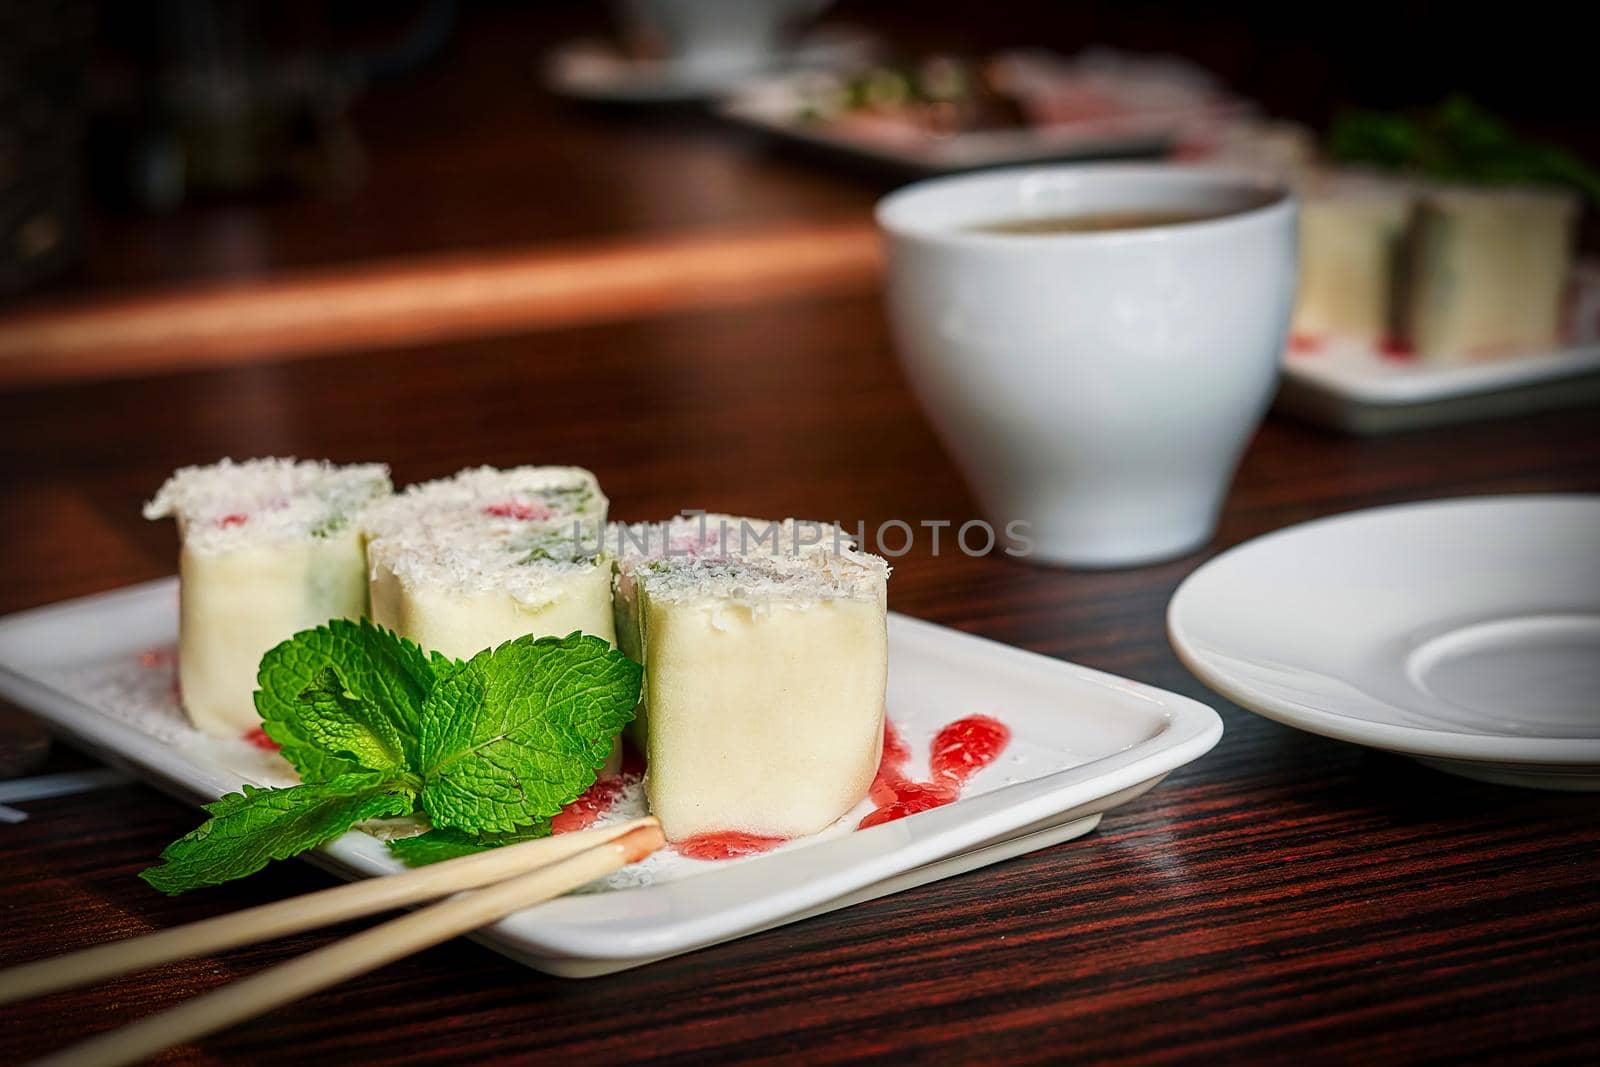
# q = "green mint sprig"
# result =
<box><xmin>385</xmin><ymin>823</ymin><xmax>550</xmax><ymax>866</ymax></box>
<box><xmin>254</xmin><ymin>618</ymin><xmax>437</xmax><ymax>781</ymax></box>
<box><xmin>1330</xmin><ymin>96</ymin><xmax>1600</xmax><ymax>201</ymax></box>
<box><xmin>141</xmin><ymin>621</ymin><xmax>640</xmax><ymax>894</ymax></box>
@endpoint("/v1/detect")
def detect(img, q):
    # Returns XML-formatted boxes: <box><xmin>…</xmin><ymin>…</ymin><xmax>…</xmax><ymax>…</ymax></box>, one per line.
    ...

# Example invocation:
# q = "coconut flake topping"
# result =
<box><xmin>613</xmin><ymin>514</ymin><xmax>889</xmax><ymax>607</ymax></box>
<box><xmin>362</xmin><ymin>466</ymin><xmax>609</xmax><ymax>605</ymax></box>
<box><xmin>144</xmin><ymin>458</ymin><xmax>391</xmax><ymax>553</ymax></box>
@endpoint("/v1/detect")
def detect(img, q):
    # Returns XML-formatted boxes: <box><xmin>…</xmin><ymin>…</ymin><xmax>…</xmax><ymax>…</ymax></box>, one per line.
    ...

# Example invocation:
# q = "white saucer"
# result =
<box><xmin>544</xmin><ymin>29</ymin><xmax>876</xmax><ymax>103</ymax></box>
<box><xmin>1168</xmin><ymin>495</ymin><xmax>1600</xmax><ymax>790</ymax></box>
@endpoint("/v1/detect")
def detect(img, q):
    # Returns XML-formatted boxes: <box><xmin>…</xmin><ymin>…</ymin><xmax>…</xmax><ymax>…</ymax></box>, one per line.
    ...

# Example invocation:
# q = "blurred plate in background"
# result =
<box><xmin>718</xmin><ymin>49</ymin><xmax>1245</xmax><ymax>174</ymax></box>
<box><xmin>544</xmin><ymin>26</ymin><xmax>878</xmax><ymax>103</ymax></box>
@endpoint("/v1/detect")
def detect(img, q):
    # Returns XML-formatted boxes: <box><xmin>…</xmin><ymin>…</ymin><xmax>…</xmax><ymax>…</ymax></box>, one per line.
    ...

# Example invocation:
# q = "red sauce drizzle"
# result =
<box><xmin>1288</xmin><ymin>333</ymin><xmax>1325</xmax><ymax>355</ymax></box>
<box><xmin>858</xmin><ymin>715</ymin><xmax>1010</xmax><ymax>830</ymax></box>
<box><xmin>551</xmin><ymin>778</ymin><xmax>631</xmax><ymax>834</ymax></box>
<box><xmin>675</xmin><ymin>832</ymin><xmax>787</xmax><ymax>860</ymax></box>
<box><xmin>551</xmin><ymin>742</ymin><xmax>647</xmax><ymax>834</ymax></box>
<box><xmin>483</xmin><ymin>501</ymin><xmax>554</xmax><ymax>521</ymax></box>
<box><xmin>868</xmin><ymin>718</ymin><xmax>914</xmax><ymax>805</ymax></box>
<box><xmin>930</xmin><ymin>715</ymin><xmax>1011</xmax><ymax>786</ymax></box>
<box><xmin>243</xmin><ymin>727</ymin><xmax>281</xmax><ymax>752</ymax></box>
<box><xmin>1378</xmin><ymin>336</ymin><xmax>1416</xmax><ymax>361</ymax></box>
<box><xmin>215</xmin><ymin>513</ymin><xmax>250</xmax><ymax>529</ymax></box>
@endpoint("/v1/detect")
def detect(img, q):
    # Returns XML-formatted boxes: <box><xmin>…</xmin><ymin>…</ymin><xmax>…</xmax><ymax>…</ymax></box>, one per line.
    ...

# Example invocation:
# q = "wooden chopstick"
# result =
<box><xmin>0</xmin><ymin>220</ymin><xmax>884</xmax><ymax>388</ymax></box>
<box><xmin>0</xmin><ymin>816</ymin><xmax>659</xmax><ymax>1007</ymax></box>
<box><xmin>28</xmin><ymin>823</ymin><xmax>665</xmax><ymax>1067</ymax></box>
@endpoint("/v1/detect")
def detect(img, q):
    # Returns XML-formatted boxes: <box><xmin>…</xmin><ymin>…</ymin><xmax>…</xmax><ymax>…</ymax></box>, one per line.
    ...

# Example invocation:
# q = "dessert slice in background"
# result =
<box><xmin>626</xmin><ymin>528</ymin><xmax>890</xmax><ymax>842</ymax></box>
<box><xmin>145</xmin><ymin>458</ymin><xmax>392</xmax><ymax>737</ymax></box>
<box><xmin>1401</xmin><ymin>185</ymin><xmax>1579</xmax><ymax>362</ymax></box>
<box><xmin>362</xmin><ymin>466</ymin><xmax>614</xmax><ymax>661</ymax></box>
<box><xmin>1292</xmin><ymin>171</ymin><xmax>1414</xmax><ymax>347</ymax></box>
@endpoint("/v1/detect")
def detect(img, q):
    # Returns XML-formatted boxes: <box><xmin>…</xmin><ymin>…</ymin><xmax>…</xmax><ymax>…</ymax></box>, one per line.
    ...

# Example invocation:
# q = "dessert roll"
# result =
<box><xmin>144</xmin><ymin>458</ymin><xmax>392</xmax><ymax>737</ymax></box>
<box><xmin>623</xmin><ymin>523</ymin><xmax>890</xmax><ymax>841</ymax></box>
<box><xmin>1402</xmin><ymin>184</ymin><xmax>1579</xmax><ymax>362</ymax></box>
<box><xmin>1292</xmin><ymin>171</ymin><xmax>1414</xmax><ymax>346</ymax></box>
<box><xmin>362</xmin><ymin>466</ymin><xmax>614</xmax><ymax>661</ymax></box>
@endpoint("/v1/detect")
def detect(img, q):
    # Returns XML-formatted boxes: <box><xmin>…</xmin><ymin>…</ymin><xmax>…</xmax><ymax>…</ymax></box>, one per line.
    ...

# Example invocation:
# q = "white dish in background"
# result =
<box><xmin>1277</xmin><ymin>262</ymin><xmax>1600</xmax><ymax>434</ymax></box>
<box><xmin>718</xmin><ymin>51</ymin><xmax>1243</xmax><ymax>174</ymax></box>
<box><xmin>0</xmin><ymin>578</ymin><xmax>1221</xmax><ymax>977</ymax></box>
<box><xmin>1168</xmin><ymin>495</ymin><xmax>1600</xmax><ymax>790</ymax></box>
<box><xmin>543</xmin><ymin>28</ymin><xmax>877</xmax><ymax>103</ymax></box>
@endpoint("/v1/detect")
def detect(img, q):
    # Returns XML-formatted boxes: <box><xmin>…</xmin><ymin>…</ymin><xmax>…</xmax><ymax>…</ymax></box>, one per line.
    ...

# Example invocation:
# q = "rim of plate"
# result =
<box><xmin>1166</xmin><ymin>494</ymin><xmax>1600</xmax><ymax>766</ymax></box>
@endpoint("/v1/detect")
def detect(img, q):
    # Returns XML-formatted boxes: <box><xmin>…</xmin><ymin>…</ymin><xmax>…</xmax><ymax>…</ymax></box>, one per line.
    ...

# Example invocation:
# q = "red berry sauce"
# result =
<box><xmin>1378</xmin><ymin>336</ymin><xmax>1416</xmax><ymax>361</ymax></box>
<box><xmin>868</xmin><ymin>718</ymin><xmax>915</xmax><ymax>805</ymax></box>
<box><xmin>859</xmin><ymin>715</ymin><xmax>1010</xmax><ymax>830</ymax></box>
<box><xmin>551</xmin><ymin>742</ymin><xmax>647</xmax><ymax>834</ymax></box>
<box><xmin>552</xmin><ymin>777</ymin><xmax>632</xmax><ymax>834</ymax></box>
<box><xmin>243</xmin><ymin>727</ymin><xmax>282</xmax><ymax>752</ymax></box>
<box><xmin>930</xmin><ymin>715</ymin><xmax>1011</xmax><ymax>786</ymax></box>
<box><xmin>674</xmin><ymin>832</ymin><xmax>788</xmax><ymax>860</ymax></box>
<box><xmin>483</xmin><ymin>501</ymin><xmax>554</xmax><ymax>521</ymax></box>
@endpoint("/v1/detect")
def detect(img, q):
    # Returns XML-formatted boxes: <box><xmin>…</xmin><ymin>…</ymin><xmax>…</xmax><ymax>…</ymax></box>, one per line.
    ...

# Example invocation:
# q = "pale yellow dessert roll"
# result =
<box><xmin>620</xmin><ymin>523</ymin><xmax>890</xmax><ymax>842</ymax></box>
<box><xmin>1402</xmin><ymin>184</ymin><xmax>1579</xmax><ymax>362</ymax></box>
<box><xmin>361</xmin><ymin>466</ymin><xmax>615</xmax><ymax>662</ymax></box>
<box><xmin>144</xmin><ymin>458</ymin><xmax>392</xmax><ymax>737</ymax></box>
<box><xmin>1292</xmin><ymin>171</ymin><xmax>1414</xmax><ymax>346</ymax></box>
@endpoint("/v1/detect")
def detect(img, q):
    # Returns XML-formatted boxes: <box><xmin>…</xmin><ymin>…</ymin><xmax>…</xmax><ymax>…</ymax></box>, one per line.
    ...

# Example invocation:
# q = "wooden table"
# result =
<box><xmin>1</xmin><ymin>285</ymin><xmax>1598</xmax><ymax>1064</ymax></box>
<box><xmin>4</xmin><ymin>3</ymin><xmax>1600</xmax><ymax>1058</ymax></box>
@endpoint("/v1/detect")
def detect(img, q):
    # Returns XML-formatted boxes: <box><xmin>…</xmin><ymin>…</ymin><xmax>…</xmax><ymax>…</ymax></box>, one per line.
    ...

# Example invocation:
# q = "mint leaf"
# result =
<box><xmin>429</xmin><ymin>650</ymin><xmax>467</xmax><ymax>682</ymax></box>
<box><xmin>295</xmin><ymin>667</ymin><xmax>414</xmax><ymax>774</ymax></box>
<box><xmin>255</xmin><ymin>619</ymin><xmax>434</xmax><ymax>780</ymax></box>
<box><xmin>1331</xmin><ymin>96</ymin><xmax>1600</xmax><ymax>201</ymax></box>
<box><xmin>139</xmin><ymin>772</ymin><xmax>416</xmax><ymax>894</ymax></box>
<box><xmin>386</xmin><ymin>821</ymin><xmax>551</xmax><ymax>867</ymax></box>
<box><xmin>417</xmin><ymin>633</ymin><xmax>639</xmax><ymax>834</ymax></box>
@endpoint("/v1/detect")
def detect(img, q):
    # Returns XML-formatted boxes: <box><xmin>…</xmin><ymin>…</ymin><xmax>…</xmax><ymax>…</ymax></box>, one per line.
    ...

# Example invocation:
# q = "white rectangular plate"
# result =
<box><xmin>1278</xmin><ymin>262</ymin><xmax>1600</xmax><ymax>434</ymax></box>
<box><xmin>0</xmin><ymin>579</ymin><xmax>1222</xmax><ymax>976</ymax></box>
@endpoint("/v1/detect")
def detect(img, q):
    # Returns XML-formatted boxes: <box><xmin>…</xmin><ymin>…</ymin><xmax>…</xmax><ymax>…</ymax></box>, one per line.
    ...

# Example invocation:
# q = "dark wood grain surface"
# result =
<box><xmin>1</xmin><ymin>288</ymin><xmax>1598</xmax><ymax>1065</ymax></box>
<box><xmin>5</xmin><ymin>2</ymin><xmax>1600</xmax><ymax>1058</ymax></box>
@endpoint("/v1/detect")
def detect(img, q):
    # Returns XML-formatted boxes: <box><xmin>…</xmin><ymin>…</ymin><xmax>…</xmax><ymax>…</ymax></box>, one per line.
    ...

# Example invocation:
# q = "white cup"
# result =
<box><xmin>879</xmin><ymin>164</ymin><xmax>1297</xmax><ymax>568</ymax></box>
<box><xmin>615</xmin><ymin>0</ymin><xmax>832</xmax><ymax>75</ymax></box>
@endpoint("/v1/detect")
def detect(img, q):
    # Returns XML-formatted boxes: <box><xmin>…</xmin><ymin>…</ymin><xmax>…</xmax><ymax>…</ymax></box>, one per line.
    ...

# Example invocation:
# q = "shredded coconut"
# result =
<box><xmin>612</xmin><ymin>514</ymin><xmax>889</xmax><ymax>609</ymax></box>
<box><xmin>361</xmin><ymin>466</ymin><xmax>605</xmax><ymax>540</ymax></box>
<box><xmin>362</xmin><ymin>466</ymin><xmax>608</xmax><ymax>604</ymax></box>
<box><xmin>145</xmin><ymin>458</ymin><xmax>391</xmax><ymax>554</ymax></box>
<box><xmin>637</xmin><ymin>553</ymin><xmax>887</xmax><ymax>606</ymax></box>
